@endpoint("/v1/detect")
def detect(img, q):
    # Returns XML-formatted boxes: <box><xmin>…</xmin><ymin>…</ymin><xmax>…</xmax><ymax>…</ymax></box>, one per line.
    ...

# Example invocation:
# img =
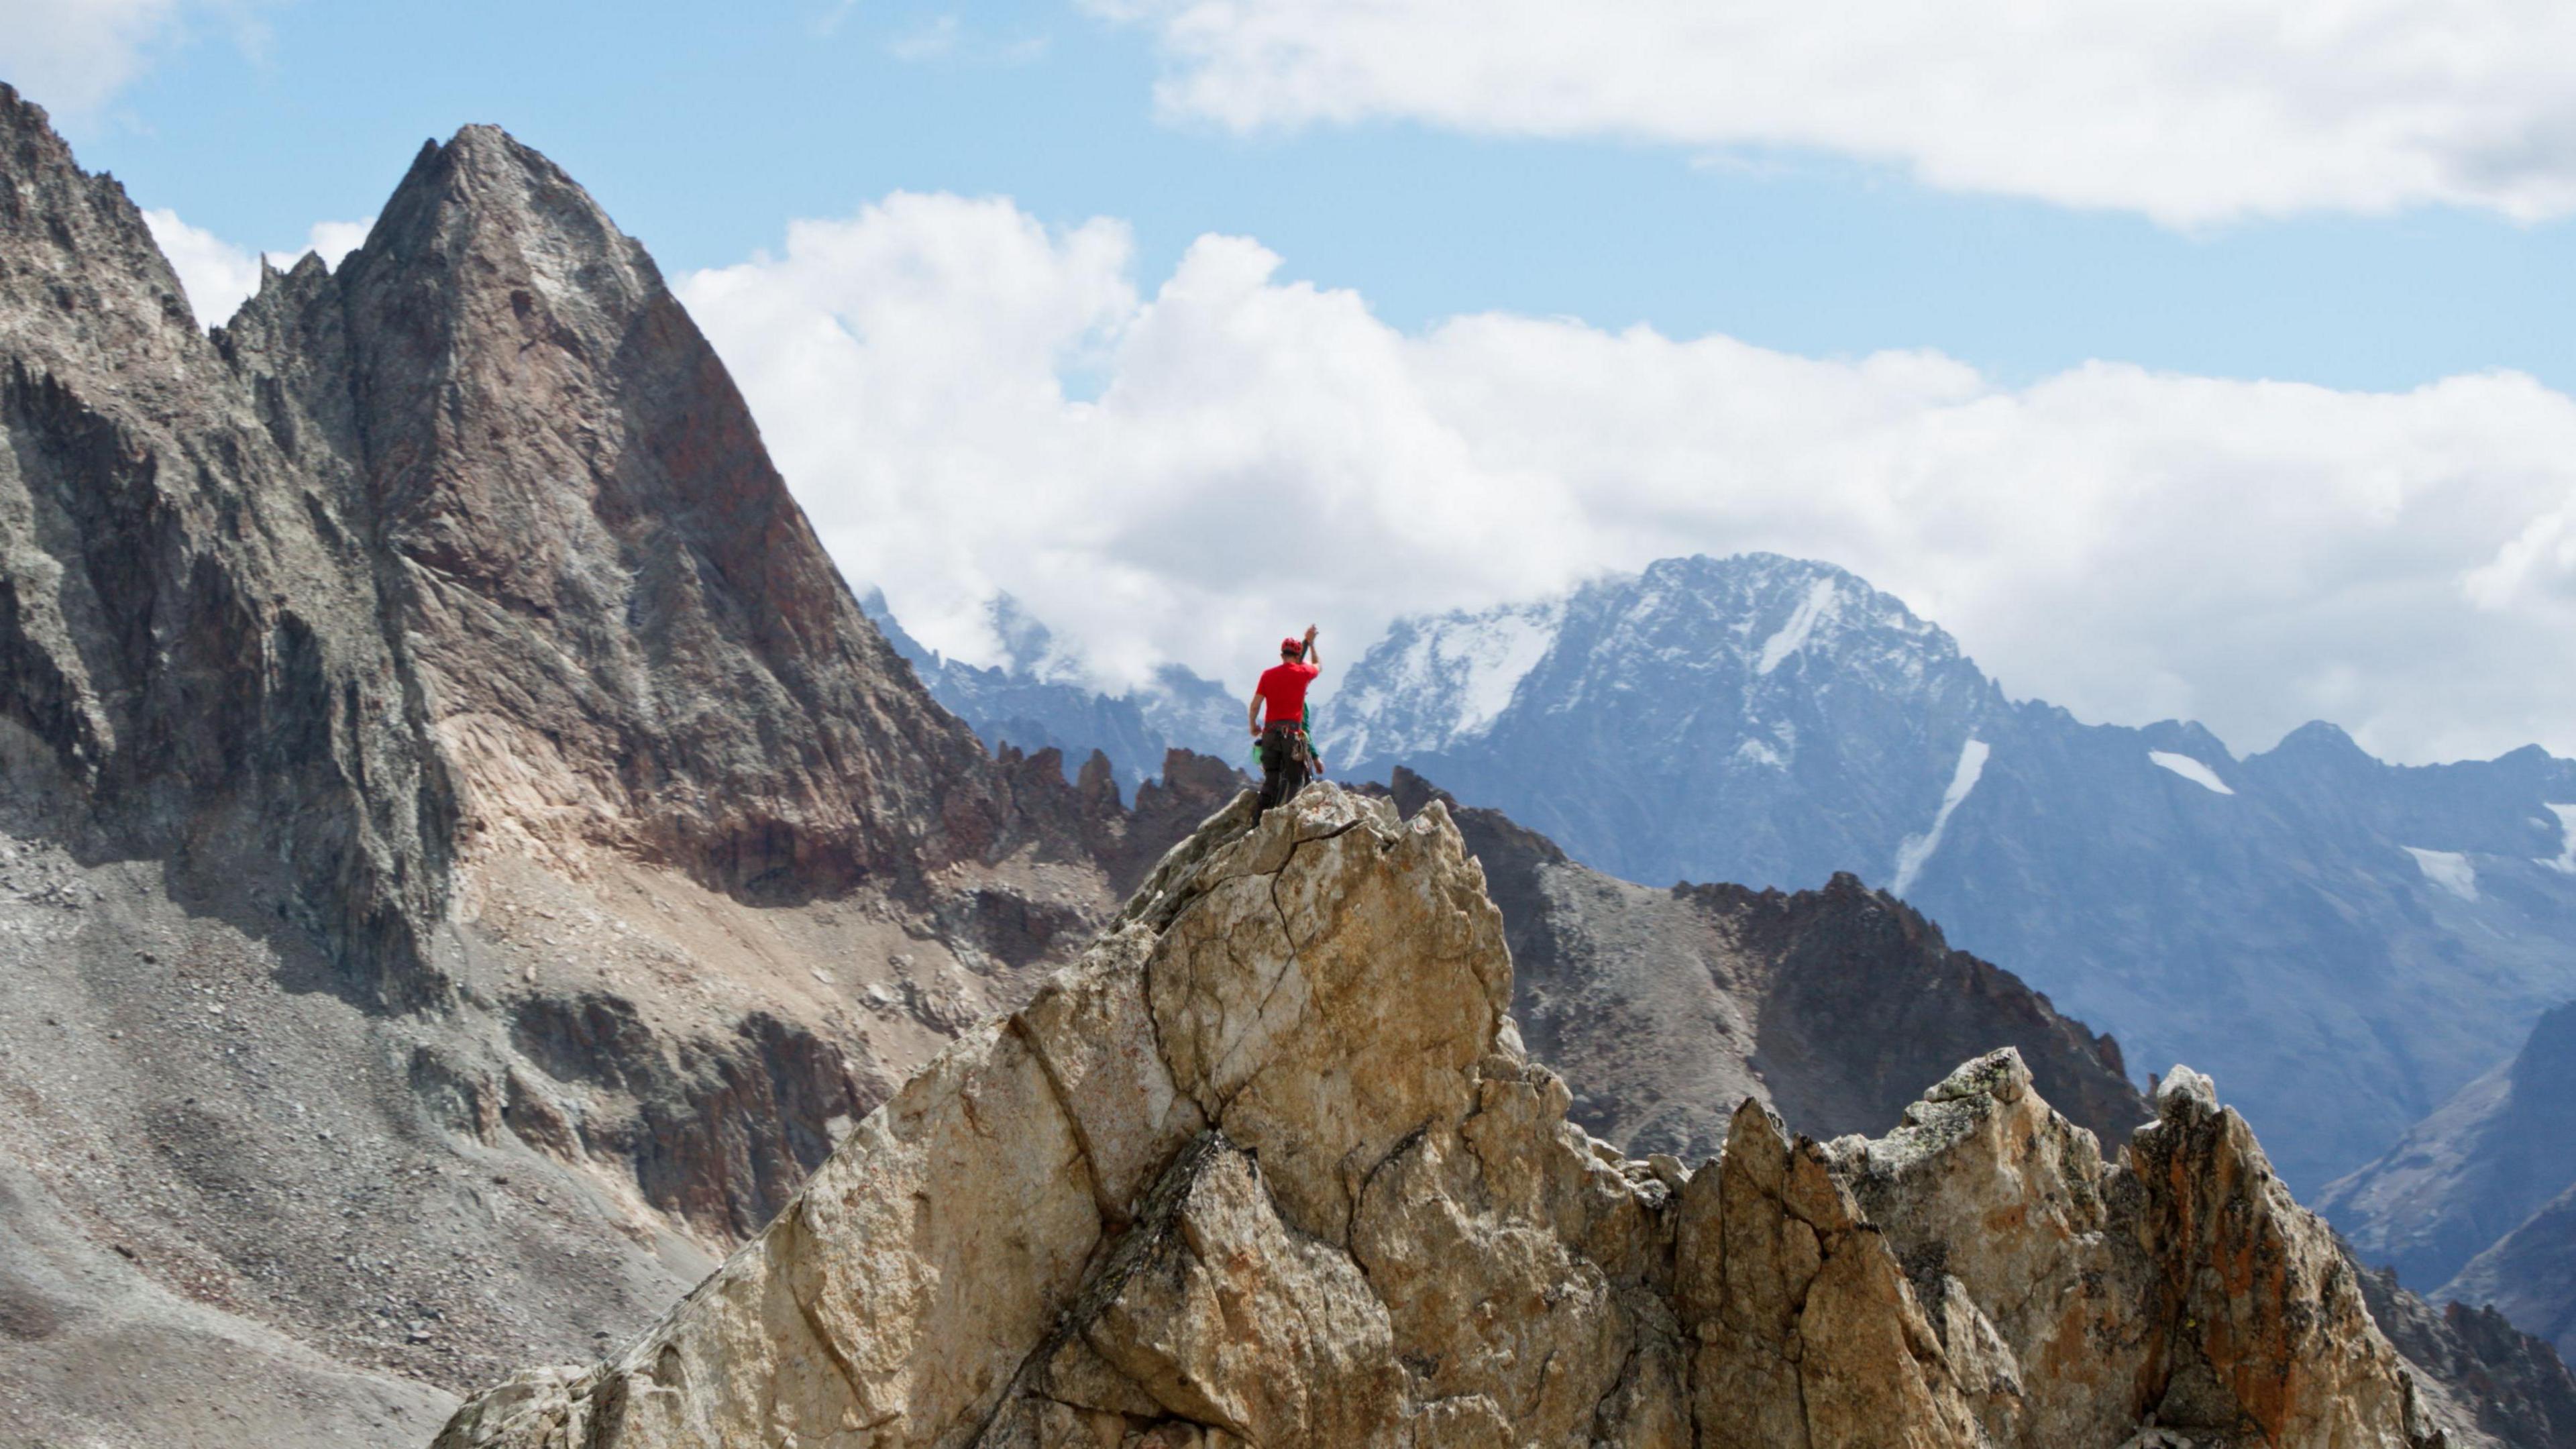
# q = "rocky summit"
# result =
<box><xmin>436</xmin><ymin>788</ymin><xmax>2483</xmax><ymax>1449</ymax></box>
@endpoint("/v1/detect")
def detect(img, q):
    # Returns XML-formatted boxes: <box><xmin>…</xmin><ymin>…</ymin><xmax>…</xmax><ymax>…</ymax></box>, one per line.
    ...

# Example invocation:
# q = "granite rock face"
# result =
<box><xmin>0</xmin><ymin>82</ymin><xmax>1085</xmax><ymax>1002</ymax></box>
<box><xmin>217</xmin><ymin>123</ymin><xmax>1024</xmax><ymax>914</ymax></box>
<box><xmin>437</xmin><ymin>788</ymin><xmax>2463</xmax><ymax>1449</ymax></box>
<box><xmin>0</xmin><ymin>80</ymin><xmax>451</xmax><ymax>1000</ymax></box>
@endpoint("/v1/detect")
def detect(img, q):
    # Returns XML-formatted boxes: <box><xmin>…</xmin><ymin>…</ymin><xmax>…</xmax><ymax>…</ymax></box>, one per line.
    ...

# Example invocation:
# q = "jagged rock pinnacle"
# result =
<box><xmin>435</xmin><ymin>785</ymin><xmax>2459</xmax><ymax>1448</ymax></box>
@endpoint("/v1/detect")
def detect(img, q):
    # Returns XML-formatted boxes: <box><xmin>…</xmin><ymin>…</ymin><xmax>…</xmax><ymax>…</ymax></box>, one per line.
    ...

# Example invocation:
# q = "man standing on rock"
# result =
<box><xmin>1249</xmin><ymin>626</ymin><xmax>1322</xmax><ymax>819</ymax></box>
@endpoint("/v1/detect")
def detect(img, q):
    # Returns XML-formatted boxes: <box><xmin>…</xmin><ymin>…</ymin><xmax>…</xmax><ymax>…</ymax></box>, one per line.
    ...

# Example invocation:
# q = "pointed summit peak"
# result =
<box><xmin>0</xmin><ymin>81</ymin><xmax>61</xmax><ymax>152</ymax></box>
<box><xmin>2265</xmin><ymin>719</ymin><xmax>2373</xmax><ymax>765</ymax></box>
<box><xmin>1604</xmin><ymin>550</ymin><xmax>1960</xmax><ymax>678</ymax></box>
<box><xmin>354</xmin><ymin>122</ymin><xmax>654</xmax><ymax>305</ymax></box>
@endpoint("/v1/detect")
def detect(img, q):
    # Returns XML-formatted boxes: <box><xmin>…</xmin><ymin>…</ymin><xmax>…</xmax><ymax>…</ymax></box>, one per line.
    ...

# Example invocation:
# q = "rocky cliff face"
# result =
<box><xmin>0</xmin><ymin>83</ymin><xmax>1067</xmax><ymax>1002</ymax></box>
<box><xmin>221</xmin><ymin>123</ymin><xmax>1024</xmax><ymax>912</ymax></box>
<box><xmin>0</xmin><ymin>80</ymin><xmax>451</xmax><ymax>1000</ymax></box>
<box><xmin>435</xmin><ymin>788</ymin><xmax>2475</xmax><ymax>1449</ymax></box>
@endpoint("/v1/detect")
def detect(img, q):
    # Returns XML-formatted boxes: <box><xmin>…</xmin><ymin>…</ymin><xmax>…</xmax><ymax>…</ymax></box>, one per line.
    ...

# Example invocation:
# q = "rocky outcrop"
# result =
<box><xmin>436</xmin><ymin>788</ymin><xmax>2461</xmax><ymax>1449</ymax></box>
<box><xmin>1398</xmin><ymin>769</ymin><xmax>2145</xmax><ymax>1159</ymax></box>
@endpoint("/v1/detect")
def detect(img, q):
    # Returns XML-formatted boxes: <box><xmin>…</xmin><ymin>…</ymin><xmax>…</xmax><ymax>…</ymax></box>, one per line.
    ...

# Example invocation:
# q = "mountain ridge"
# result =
<box><xmin>435</xmin><ymin>786</ymin><xmax>2504</xmax><ymax>1449</ymax></box>
<box><xmin>1383</xmin><ymin>766</ymin><xmax>2147</xmax><ymax>1159</ymax></box>
<box><xmin>2326</xmin><ymin>1002</ymin><xmax>2576</xmax><ymax>1363</ymax></box>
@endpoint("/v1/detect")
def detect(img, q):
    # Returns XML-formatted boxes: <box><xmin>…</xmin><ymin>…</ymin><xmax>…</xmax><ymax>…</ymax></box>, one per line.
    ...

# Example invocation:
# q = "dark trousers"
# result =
<box><xmin>1256</xmin><ymin>722</ymin><xmax>1311</xmax><ymax>818</ymax></box>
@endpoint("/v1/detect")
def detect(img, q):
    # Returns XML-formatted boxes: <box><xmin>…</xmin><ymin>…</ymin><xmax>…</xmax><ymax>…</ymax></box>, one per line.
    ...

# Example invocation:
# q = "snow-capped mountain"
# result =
<box><xmin>1324</xmin><ymin>554</ymin><xmax>2006</xmax><ymax>895</ymax></box>
<box><xmin>861</xmin><ymin>592</ymin><xmax>1246</xmax><ymax>786</ymax></box>
<box><xmin>1330</xmin><ymin>553</ymin><xmax>2576</xmax><ymax>1196</ymax></box>
<box><xmin>1316</xmin><ymin>596</ymin><xmax>1568</xmax><ymax>766</ymax></box>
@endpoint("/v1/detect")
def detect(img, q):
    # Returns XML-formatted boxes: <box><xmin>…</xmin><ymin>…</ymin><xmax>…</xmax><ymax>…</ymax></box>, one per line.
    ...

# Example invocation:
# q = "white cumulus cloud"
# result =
<box><xmin>680</xmin><ymin>192</ymin><xmax>2576</xmax><ymax>765</ymax></box>
<box><xmin>142</xmin><ymin>209</ymin><xmax>376</xmax><ymax>328</ymax></box>
<box><xmin>1087</xmin><ymin>0</ymin><xmax>2576</xmax><ymax>225</ymax></box>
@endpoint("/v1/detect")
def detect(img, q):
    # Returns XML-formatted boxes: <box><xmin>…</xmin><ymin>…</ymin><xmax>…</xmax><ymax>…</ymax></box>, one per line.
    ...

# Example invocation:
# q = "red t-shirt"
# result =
<box><xmin>1257</xmin><ymin>660</ymin><xmax>1320</xmax><ymax>724</ymax></box>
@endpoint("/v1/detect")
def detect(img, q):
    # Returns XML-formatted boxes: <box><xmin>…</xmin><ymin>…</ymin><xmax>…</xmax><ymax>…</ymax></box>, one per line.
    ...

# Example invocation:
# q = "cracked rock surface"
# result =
<box><xmin>435</xmin><ymin>787</ymin><xmax>2473</xmax><ymax>1449</ymax></box>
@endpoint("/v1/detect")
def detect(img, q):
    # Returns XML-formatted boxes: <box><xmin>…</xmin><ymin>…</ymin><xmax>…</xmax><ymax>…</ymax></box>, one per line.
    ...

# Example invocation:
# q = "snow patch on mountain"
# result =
<box><xmin>2539</xmin><ymin>803</ymin><xmax>2576</xmax><ymax>874</ymax></box>
<box><xmin>1757</xmin><ymin>576</ymin><xmax>1841</xmax><ymax>675</ymax></box>
<box><xmin>2405</xmin><ymin>847</ymin><xmax>2481</xmax><ymax>902</ymax></box>
<box><xmin>1891</xmin><ymin>739</ymin><xmax>1990</xmax><ymax>896</ymax></box>
<box><xmin>2150</xmin><ymin>751</ymin><xmax>2235</xmax><ymax>795</ymax></box>
<box><xmin>1320</xmin><ymin>596</ymin><xmax>1568</xmax><ymax>767</ymax></box>
<box><xmin>1455</xmin><ymin>609</ymin><xmax>1563</xmax><ymax>733</ymax></box>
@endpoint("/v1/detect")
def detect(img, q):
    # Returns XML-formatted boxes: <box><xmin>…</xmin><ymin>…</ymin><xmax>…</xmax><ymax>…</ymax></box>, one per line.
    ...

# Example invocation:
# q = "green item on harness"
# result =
<box><xmin>1254</xmin><ymin>708</ymin><xmax>1318</xmax><ymax>773</ymax></box>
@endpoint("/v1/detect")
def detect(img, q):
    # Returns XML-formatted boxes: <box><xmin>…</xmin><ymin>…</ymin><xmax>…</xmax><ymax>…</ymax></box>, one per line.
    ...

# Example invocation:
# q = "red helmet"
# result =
<box><xmin>1279</xmin><ymin>637</ymin><xmax>1302</xmax><ymax>655</ymax></box>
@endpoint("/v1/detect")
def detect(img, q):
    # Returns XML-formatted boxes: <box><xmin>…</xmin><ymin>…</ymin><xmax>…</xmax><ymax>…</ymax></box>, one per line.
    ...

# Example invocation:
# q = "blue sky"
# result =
<box><xmin>48</xmin><ymin>0</ymin><xmax>2575</xmax><ymax>393</ymax></box>
<box><xmin>19</xmin><ymin>0</ymin><xmax>2576</xmax><ymax>765</ymax></box>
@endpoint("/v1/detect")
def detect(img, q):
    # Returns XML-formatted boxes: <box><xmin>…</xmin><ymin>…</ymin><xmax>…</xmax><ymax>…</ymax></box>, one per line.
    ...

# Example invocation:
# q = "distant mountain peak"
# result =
<box><xmin>2267</xmin><ymin>719</ymin><xmax>2372</xmax><ymax>763</ymax></box>
<box><xmin>1318</xmin><ymin>592</ymin><xmax>1571</xmax><ymax>767</ymax></box>
<box><xmin>1611</xmin><ymin>552</ymin><xmax>1960</xmax><ymax>680</ymax></box>
<box><xmin>1324</xmin><ymin>551</ymin><xmax>1982</xmax><ymax>776</ymax></box>
<box><xmin>859</xmin><ymin>590</ymin><xmax>1249</xmax><ymax>786</ymax></box>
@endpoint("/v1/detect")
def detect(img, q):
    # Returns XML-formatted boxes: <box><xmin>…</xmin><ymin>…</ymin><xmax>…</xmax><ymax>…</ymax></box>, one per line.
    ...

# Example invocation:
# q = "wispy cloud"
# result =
<box><xmin>885</xmin><ymin>15</ymin><xmax>961</xmax><ymax>62</ymax></box>
<box><xmin>881</xmin><ymin>13</ymin><xmax>1050</xmax><ymax>67</ymax></box>
<box><xmin>812</xmin><ymin>0</ymin><xmax>861</xmax><ymax>39</ymax></box>
<box><xmin>1091</xmin><ymin>0</ymin><xmax>2576</xmax><ymax>227</ymax></box>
